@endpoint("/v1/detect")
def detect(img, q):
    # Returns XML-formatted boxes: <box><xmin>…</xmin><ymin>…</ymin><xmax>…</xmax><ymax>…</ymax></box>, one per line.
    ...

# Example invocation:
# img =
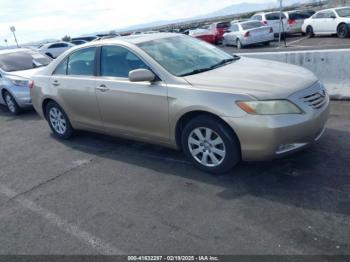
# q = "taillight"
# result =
<box><xmin>288</xmin><ymin>19</ymin><xmax>296</xmax><ymax>25</ymax></box>
<box><xmin>269</xmin><ymin>27</ymin><xmax>273</xmax><ymax>33</ymax></box>
<box><xmin>28</xmin><ymin>80</ymin><xmax>34</xmax><ymax>89</ymax></box>
<box><xmin>244</xmin><ymin>31</ymin><xmax>250</xmax><ymax>38</ymax></box>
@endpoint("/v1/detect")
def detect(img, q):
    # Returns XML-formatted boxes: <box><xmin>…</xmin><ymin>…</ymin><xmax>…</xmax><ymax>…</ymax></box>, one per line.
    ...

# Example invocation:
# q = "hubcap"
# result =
<box><xmin>5</xmin><ymin>94</ymin><xmax>15</xmax><ymax>113</ymax></box>
<box><xmin>49</xmin><ymin>107</ymin><xmax>67</xmax><ymax>135</ymax></box>
<box><xmin>188</xmin><ymin>127</ymin><xmax>226</xmax><ymax>167</ymax></box>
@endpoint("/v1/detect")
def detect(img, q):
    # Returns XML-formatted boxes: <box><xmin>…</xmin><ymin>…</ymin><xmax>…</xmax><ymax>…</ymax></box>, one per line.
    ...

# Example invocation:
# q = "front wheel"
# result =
<box><xmin>3</xmin><ymin>91</ymin><xmax>21</xmax><ymax>115</ymax></box>
<box><xmin>45</xmin><ymin>101</ymin><xmax>74</xmax><ymax>139</ymax></box>
<box><xmin>337</xmin><ymin>24</ymin><xmax>349</xmax><ymax>38</ymax></box>
<box><xmin>181</xmin><ymin>115</ymin><xmax>241</xmax><ymax>174</ymax></box>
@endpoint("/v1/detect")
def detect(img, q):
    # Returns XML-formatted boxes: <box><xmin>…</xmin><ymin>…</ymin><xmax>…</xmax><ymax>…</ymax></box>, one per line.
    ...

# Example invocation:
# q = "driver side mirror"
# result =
<box><xmin>330</xmin><ymin>15</ymin><xmax>336</xmax><ymax>19</ymax></box>
<box><xmin>129</xmin><ymin>69</ymin><xmax>155</xmax><ymax>82</ymax></box>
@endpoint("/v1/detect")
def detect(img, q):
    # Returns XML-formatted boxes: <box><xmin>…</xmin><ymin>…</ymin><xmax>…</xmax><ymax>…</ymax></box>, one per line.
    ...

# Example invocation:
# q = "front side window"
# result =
<box><xmin>100</xmin><ymin>46</ymin><xmax>149</xmax><ymax>78</ymax></box>
<box><xmin>0</xmin><ymin>50</ymin><xmax>52</xmax><ymax>72</ymax></box>
<box><xmin>314</xmin><ymin>11</ymin><xmax>326</xmax><ymax>19</ymax></box>
<box><xmin>67</xmin><ymin>47</ymin><xmax>96</xmax><ymax>76</ymax></box>
<box><xmin>137</xmin><ymin>36</ymin><xmax>235</xmax><ymax>77</ymax></box>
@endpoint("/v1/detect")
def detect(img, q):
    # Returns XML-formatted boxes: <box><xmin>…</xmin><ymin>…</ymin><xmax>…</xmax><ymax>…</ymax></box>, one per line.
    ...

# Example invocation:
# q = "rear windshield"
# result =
<box><xmin>266</xmin><ymin>12</ymin><xmax>287</xmax><ymax>20</ymax></box>
<box><xmin>0</xmin><ymin>50</ymin><xmax>52</xmax><ymax>72</ymax></box>
<box><xmin>241</xmin><ymin>21</ymin><xmax>263</xmax><ymax>30</ymax></box>
<box><xmin>289</xmin><ymin>11</ymin><xmax>315</xmax><ymax>19</ymax></box>
<box><xmin>217</xmin><ymin>22</ymin><xmax>230</xmax><ymax>28</ymax></box>
<box><xmin>336</xmin><ymin>7</ymin><xmax>350</xmax><ymax>17</ymax></box>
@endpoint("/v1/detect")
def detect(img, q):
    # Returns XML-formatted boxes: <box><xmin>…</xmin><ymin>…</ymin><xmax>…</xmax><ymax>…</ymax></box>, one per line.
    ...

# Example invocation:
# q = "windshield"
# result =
<box><xmin>137</xmin><ymin>36</ymin><xmax>236</xmax><ymax>76</ymax></box>
<box><xmin>241</xmin><ymin>21</ymin><xmax>263</xmax><ymax>30</ymax></box>
<box><xmin>336</xmin><ymin>7</ymin><xmax>350</xmax><ymax>17</ymax></box>
<box><xmin>0</xmin><ymin>50</ymin><xmax>52</xmax><ymax>72</ymax></box>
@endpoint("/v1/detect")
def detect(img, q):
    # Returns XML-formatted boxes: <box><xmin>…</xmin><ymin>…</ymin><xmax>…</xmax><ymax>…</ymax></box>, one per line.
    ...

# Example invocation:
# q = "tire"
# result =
<box><xmin>236</xmin><ymin>39</ymin><xmax>243</xmax><ymax>49</ymax></box>
<box><xmin>3</xmin><ymin>91</ymin><xmax>21</xmax><ymax>115</ymax></box>
<box><xmin>306</xmin><ymin>26</ymin><xmax>314</xmax><ymax>38</ymax></box>
<box><xmin>263</xmin><ymin>41</ymin><xmax>270</xmax><ymax>46</ymax></box>
<box><xmin>45</xmin><ymin>101</ymin><xmax>74</xmax><ymax>139</ymax></box>
<box><xmin>181</xmin><ymin>115</ymin><xmax>241</xmax><ymax>174</ymax></box>
<box><xmin>337</xmin><ymin>24</ymin><xmax>349</xmax><ymax>38</ymax></box>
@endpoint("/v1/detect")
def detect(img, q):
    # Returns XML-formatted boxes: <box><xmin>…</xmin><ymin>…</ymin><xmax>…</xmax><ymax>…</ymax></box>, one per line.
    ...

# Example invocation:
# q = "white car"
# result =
<box><xmin>223</xmin><ymin>20</ymin><xmax>274</xmax><ymax>49</ymax></box>
<box><xmin>39</xmin><ymin>42</ymin><xmax>74</xmax><ymax>58</ymax></box>
<box><xmin>251</xmin><ymin>12</ymin><xmax>289</xmax><ymax>36</ymax></box>
<box><xmin>302</xmin><ymin>7</ymin><xmax>350</xmax><ymax>38</ymax></box>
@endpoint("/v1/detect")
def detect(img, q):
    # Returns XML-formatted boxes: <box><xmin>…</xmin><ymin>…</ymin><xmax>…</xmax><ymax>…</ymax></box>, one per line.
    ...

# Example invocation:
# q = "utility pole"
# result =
<box><xmin>10</xmin><ymin>26</ymin><xmax>19</xmax><ymax>48</ymax></box>
<box><xmin>278</xmin><ymin>0</ymin><xmax>287</xmax><ymax>48</ymax></box>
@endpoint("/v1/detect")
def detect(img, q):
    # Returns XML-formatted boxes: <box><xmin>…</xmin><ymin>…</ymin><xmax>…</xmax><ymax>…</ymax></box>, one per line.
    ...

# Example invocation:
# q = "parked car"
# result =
<box><xmin>223</xmin><ymin>20</ymin><xmax>274</xmax><ymax>49</ymax></box>
<box><xmin>0</xmin><ymin>48</ymin><xmax>51</xmax><ymax>114</ymax></box>
<box><xmin>302</xmin><ymin>6</ymin><xmax>350</xmax><ymax>38</ymax></box>
<box><xmin>190</xmin><ymin>22</ymin><xmax>230</xmax><ymax>44</ymax></box>
<box><xmin>39</xmin><ymin>42</ymin><xmax>74</xmax><ymax>58</ymax></box>
<box><xmin>251</xmin><ymin>11</ymin><xmax>289</xmax><ymax>36</ymax></box>
<box><xmin>30</xmin><ymin>34</ymin><xmax>329</xmax><ymax>173</ymax></box>
<box><xmin>70</xmin><ymin>40</ymin><xmax>88</xmax><ymax>46</ymax></box>
<box><xmin>285</xmin><ymin>10</ymin><xmax>315</xmax><ymax>35</ymax></box>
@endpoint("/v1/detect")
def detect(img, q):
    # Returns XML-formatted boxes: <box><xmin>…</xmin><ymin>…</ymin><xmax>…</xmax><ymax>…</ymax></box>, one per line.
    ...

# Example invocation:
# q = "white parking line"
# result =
<box><xmin>287</xmin><ymin>37</ymin><xmax>309</xmax><ymax>46</ymax></box>
<box><xmin>0</xmin><ymin>183</ymin><xmax>124</xmax><ymax>255</ymax></box>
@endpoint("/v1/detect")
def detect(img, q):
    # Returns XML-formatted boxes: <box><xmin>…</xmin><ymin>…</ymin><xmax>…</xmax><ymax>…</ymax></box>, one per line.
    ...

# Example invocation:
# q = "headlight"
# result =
<box><xmin>237</xmin><ymin>100</ymin><xmax>302</xmax><ymax>115</ymax></box>
<box><xmin>7</xmin><ymin>77</ymin><xmax>29</xmax><ymax>87</ymax></box>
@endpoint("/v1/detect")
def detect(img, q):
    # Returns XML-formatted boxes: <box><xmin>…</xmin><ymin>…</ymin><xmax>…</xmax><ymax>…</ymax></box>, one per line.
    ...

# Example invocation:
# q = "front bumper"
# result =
<box><xmin>223</xmin><ymin>85</ymin><xmax>330</xmax><ymax>161</ymax></box>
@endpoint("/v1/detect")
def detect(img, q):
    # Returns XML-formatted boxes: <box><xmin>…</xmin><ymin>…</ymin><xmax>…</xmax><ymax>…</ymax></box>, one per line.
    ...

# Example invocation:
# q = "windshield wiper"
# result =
<box><xmin>179</xmin><ymin>56</ymin><xmax>240</xmax><ymax>77</ymax></box>
<box><xmin>179</xmin><ymin>67</ymin><xmax>214</xmax><ymax>77</ymax></box>
<box><xmin>210</xmin><ymin>56</ymin><xmax>240</xmax><ymax>70</ymax></box>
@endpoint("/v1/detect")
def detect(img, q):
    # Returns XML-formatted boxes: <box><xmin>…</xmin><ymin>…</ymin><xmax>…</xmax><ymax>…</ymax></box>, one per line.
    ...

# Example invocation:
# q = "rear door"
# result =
<box><xmin>266</xmin><ymin>12</ymin><xmax>287</xmax><ymax>33</ymax></box>
<box><xmin>50</xmin><ymin>47</ymin><xmax>102</xmax><ymax>129</ymax></box>
<box><xmin>95</xmin><ymin>45</ymin><xmax>169</xmax><ymax>142</ymax></box>
<box><xmin>323</xmin><ymin>10</ymin><xmax>338</xmax><ymax>33</ymax></box>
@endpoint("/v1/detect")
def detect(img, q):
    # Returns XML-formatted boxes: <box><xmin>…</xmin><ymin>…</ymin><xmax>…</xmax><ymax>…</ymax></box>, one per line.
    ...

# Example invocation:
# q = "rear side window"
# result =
<box><xmin>289</xmin><ymin>11</ymin><xmax>314</xmax><ymax>19</ymax></box>
<box><xmin>266</xmin><ymin>12</ymin><xmax>286</xmax><ymax>20</ymax></box>
<box><xmin>67</xmin><ymin>47</ymin><xmax>96</xmax><ymax>76</ymax></box>
<box><xmin>230</xmin><ymin>24</ymin><xmax>239</xmax><ymax>32</ymax></box>
<box><xmin>100</xmin><ymin>46</ymin><xmax>149</xmax><ymax>78</ymax></box>
<box><xmin>53</xmin><ymin>58</ymin><xmax>68</xmax><ymax>75</ymax></box>
<box><xmin>251</xmin><ymin>15</ymin><xmax>262</xmax><ymax>21</ymax></box>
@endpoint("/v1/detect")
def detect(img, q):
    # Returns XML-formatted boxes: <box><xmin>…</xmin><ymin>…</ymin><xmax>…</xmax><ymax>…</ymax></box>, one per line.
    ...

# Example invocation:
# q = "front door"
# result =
<box><xmin>95</xmin><ymin>45</ymin><xmax>169</xmax><ymax>142</ymax></box>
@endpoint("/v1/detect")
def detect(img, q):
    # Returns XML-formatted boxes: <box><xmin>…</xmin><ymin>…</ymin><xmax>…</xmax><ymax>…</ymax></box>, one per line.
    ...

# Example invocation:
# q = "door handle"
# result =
<box><xmin>52</xmin><ymin>80</ymin><xmax>60</xmax><ymax>86</ymax></box>
<box><xmin>96</xmin><ymin>84</ymin><xmax>109</xmax><ymax>92</ymax></box>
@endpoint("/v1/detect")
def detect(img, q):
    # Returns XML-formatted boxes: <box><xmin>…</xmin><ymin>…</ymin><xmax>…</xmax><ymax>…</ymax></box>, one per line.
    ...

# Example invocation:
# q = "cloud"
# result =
<box><xmin>0</xmin><ymin>0</ymin><xmax>269</xmax><ymax>45</ymax></box>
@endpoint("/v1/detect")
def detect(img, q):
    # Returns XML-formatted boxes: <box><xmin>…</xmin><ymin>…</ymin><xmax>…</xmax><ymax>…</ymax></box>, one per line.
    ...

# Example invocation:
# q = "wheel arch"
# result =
<box><xmin>174</xmin><ymin>110</ymin><xmax>241</xmax><ymax>152</ymax></box>
<box><xmin>42</xmin><ymin>97</ymin><xmax>57</xmax><ymax>120</ymax></box>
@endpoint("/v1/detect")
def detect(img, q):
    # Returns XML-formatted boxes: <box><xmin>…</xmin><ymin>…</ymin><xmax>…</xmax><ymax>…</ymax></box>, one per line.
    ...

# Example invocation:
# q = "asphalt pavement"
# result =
<box><xmin>0</xmin><ymin>101</ymin><xmax>349</xmax><ymax>255</ymax></box>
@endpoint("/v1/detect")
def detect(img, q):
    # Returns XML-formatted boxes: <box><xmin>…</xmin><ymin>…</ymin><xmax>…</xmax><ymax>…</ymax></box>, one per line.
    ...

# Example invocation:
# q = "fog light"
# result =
<box><xmin>276</xmin><ymin>143</ymin><xmax>307</xmax><ymax>154</ymax></box>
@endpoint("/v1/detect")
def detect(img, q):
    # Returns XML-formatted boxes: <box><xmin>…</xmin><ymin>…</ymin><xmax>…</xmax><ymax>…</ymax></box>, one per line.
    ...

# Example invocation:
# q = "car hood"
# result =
<box><xmin>183</xmin><ymin>57</ymin><xmax>318</xmax><ymax>100</ymax></box>
<box><xmin>6</xmin><ymin>67</ymin><xmax>45</xmax><ymax>80</ymax></box>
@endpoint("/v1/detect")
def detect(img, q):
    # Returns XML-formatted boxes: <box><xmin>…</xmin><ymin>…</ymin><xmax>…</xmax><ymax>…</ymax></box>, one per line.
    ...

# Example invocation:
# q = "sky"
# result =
<box><xmin>1</xmin><ymin>0</ymin><xmax>273</xmax><ymax>45</ymax></box>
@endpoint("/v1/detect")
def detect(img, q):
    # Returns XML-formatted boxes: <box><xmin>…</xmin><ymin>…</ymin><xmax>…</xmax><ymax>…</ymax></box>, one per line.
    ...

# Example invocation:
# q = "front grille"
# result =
<box><xmin>302</xmin><ymin>91</ymin><xmax>327</xmax><ymax>109</ymax></box>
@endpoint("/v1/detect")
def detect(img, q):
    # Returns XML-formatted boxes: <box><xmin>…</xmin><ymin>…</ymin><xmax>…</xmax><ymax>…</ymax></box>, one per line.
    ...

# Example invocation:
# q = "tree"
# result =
<box><xmin>62</xmin><ymin>35</ymin><xmax>71</xmax><ymax>42</ymax></box>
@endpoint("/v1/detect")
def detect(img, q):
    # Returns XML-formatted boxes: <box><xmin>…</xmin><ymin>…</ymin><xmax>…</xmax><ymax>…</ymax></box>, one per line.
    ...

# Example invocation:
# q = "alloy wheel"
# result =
<box><xmin>49</xmin><ymin>107</ymin><xmax>67</xmax><ymax>135</ymax></box>
<box><xmin>5</xmin><ymin>94</ymin><xmax>16</xmax><ymax>113</ymax></box>
<box><xmin>188</xmin><ymin>127</ymin><xmax>226</xmax><ymax>167</ymax></box>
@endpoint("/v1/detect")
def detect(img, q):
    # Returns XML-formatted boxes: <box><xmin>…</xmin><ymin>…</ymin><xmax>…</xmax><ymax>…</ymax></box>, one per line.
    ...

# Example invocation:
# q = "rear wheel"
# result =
<box><xmin>3</xmin><ymin>91</ymin><xmax>21</xmax><ymax>115</ymax></box>
<box><xmin>306</xmin><ymin>26</ymin><xmax>314</xmax><ymax>38</ymax></box>
<box><xmin>263</xmin><ymin>41</ymin><xmax>270</xmax><ymax>46</ymax></box>
<box><xmin>181</xmin><ymin>115</ymin><xmax>240</xmax><ymax>174</ymax></box>
<box><xmin>45</xmin><ymin>101</ymin><xmax>74</xmax><ymax>139</ymax></box>
<box><xmin>337</xmin><ymin>24</ymin><xmax>349</xmax><ymax>38</ymax></box>
<box><xmin>236</xmin><ymin>39</ymin><xmax>243</xmax><ymax>49</ymax></box>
